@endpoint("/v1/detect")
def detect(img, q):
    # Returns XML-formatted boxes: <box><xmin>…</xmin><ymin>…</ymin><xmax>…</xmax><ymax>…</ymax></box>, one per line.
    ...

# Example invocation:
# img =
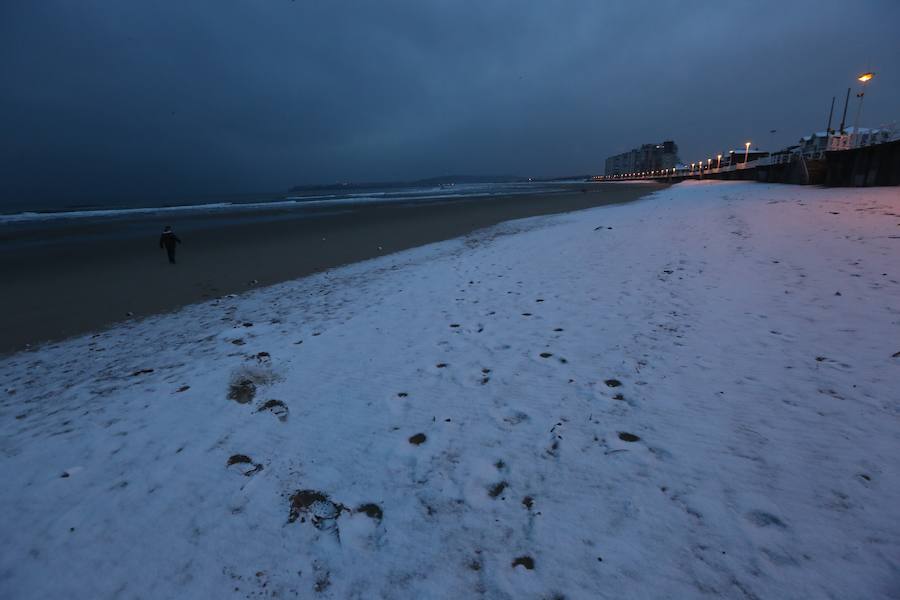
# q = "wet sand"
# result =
<box><xmin>0</xmin><ymin>183</ymin><xmax>664</xmax><ymax>354</ymax></box>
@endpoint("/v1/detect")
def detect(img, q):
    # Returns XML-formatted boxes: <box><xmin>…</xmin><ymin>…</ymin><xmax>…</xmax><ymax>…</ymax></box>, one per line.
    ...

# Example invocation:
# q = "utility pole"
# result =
<box><xmin>825</xmin><ymin>96</ymin><xmax>835</xmax><ymax>134</ymax></box>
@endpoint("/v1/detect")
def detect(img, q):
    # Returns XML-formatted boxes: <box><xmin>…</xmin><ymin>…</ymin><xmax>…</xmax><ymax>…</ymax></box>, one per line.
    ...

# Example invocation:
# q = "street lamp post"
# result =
<box><xmin>743</xmin><ymin>141</ymin><xmax>751</xmax><ymax>165</ymax></box>
<box><xmin>717</xmin><ymin>154</ymin><xmax>722</xmax><ymax>169</ymax></box>
<box><xmin>853</xmin><ymin>71</ymin><xmax>875</xmax><ymax>147</ymax></box>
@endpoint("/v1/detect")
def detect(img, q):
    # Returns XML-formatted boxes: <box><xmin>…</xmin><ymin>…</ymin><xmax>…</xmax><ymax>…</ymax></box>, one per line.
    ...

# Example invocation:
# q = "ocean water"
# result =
<box><xmin>0</xmin><ymin>180</ymin><xmax>589</xmax><ymax>250</ymax></box>
<box><xmin>0</xmin><ymin>181</ymin><xmax>581</xmax><ymax>224</ymax></box>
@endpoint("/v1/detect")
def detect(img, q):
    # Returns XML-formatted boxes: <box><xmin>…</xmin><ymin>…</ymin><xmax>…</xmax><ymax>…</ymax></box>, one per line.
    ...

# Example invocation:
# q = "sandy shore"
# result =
<box><xmin>0</xmin><ymin>183</ymin><xmax>663</xmax><ymax>354</ymax></box>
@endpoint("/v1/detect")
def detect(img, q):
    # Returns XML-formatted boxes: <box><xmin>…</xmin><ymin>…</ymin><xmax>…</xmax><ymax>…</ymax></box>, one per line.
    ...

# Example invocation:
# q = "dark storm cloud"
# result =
<box><xmin>1</xmin><ymin>0</ymin><xmax>898</xmax><ymax>206</ymax></box>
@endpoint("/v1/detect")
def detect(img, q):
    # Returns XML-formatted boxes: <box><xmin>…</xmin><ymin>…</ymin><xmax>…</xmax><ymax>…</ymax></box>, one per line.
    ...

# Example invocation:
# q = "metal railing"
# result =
<box><xmin>827</xmin><ymin>129</ymin><xmax>895</xmax><ymax>151</ymax></box>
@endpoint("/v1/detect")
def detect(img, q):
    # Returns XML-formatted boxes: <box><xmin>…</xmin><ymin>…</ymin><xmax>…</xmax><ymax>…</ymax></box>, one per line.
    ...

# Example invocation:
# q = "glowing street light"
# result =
<box><xmin>853</xmin><ymin>71</ymin><xmax>876</xmax><ymax>143</ymax></box>
<box><xmin>744</xmin><ymin>141</ymin><xmax>751</xmax><ymax>165</ymax></box>
<box><xmin>717</xmin><ymin>153</ymin><xmax>722</xmax><ymax>168</ymax></box>
<box><xmin>707</xmin><ymin>158</ymin><xmax>712</xmax><ymax>170</ymax></box>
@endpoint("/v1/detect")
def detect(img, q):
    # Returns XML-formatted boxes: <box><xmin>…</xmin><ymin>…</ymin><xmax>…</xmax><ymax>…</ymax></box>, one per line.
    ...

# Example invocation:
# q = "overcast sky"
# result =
<box><xmin>2</xmin><ymin>1</ymin><xmax>898</xmax><ymax>206</ymax></box>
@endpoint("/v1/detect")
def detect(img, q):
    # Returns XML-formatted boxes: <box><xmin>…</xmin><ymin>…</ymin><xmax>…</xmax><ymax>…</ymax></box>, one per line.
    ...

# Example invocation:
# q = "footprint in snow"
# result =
<box><xmin>228</xmin><ymin>379</ymin><xmax>257</xmax><ymax>404</ymax></box>
<box><xmin>503</xmin><ymin>411</ymin><xmax>530</xmax><ymax>426</ymax></box>
<box><xmin>257</xmin><ymin>399</ymin><xmax>289</xmax><ymax>422</ymax></box>
<box><xmin>356</xmin><ymin>503</ymin><xmax>383</xmax><ymax>521</ymax></box>
<box><xmin>745</xmin><ymin>510</ymin><xmax>787</xmax><ymax>529</ymax></box>
<box><xmin>288</xmin><ymin>489</ymin><xmax>345</xmax><ymax>531</ymax></box>
<box><xmin>488</xmin><ymin>481</ymin><xmax>508</xmax><ymax>498</ymax></box>
<box><xmin>545</xmin><ymin>427</ymin><xmax>563</xmax><ymax>457</ymax></box>
<box><xmin>512</xmin><ymin>556</ymin><xmax>535</xmax><ymax>570</ymax></box>
<box><xmin>227</xmin><ymin>366</ymin><xmax>276</xmax><ymax>404</ymax></box>
<box><xmin>227</xmin><ymin>454</ymin><xmax>263</xmax><ymax>476</ymax></box>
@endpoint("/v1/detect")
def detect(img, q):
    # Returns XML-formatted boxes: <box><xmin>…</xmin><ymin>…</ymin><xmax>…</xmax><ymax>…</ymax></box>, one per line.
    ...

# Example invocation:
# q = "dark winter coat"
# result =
<box><xmin>159</xmin><ymin>231</ymin><xmax>181</xmax><ymax>249</ymax></box>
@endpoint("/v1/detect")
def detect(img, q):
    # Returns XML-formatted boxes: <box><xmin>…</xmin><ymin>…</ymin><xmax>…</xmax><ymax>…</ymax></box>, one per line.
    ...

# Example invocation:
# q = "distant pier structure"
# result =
<box><xmin>605</xmin><ymin>141</ymin><xmax>681</xmax><ymax>176</ymax></box>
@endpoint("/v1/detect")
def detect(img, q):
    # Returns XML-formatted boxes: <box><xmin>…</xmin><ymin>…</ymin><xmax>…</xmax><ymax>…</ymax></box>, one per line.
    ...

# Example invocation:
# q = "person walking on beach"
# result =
<box><xmin>159</xmin><ymin>226</ymin><xmax>182</xmax><ymax>264</ymax></box>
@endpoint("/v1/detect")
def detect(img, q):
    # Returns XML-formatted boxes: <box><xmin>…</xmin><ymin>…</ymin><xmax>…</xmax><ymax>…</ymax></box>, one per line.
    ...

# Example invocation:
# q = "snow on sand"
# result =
<box><xmin>1</xmin><ymin>181</ymin><xmax>898</xmax><ymax>599</ymax></box>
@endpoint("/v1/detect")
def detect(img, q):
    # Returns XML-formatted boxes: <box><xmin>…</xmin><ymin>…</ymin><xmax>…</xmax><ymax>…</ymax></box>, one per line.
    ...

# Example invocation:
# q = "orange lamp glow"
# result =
<box><xmin>858</xmin><ymin>72</ymin><xmax>874</xmax><ymax>83</ymax></box>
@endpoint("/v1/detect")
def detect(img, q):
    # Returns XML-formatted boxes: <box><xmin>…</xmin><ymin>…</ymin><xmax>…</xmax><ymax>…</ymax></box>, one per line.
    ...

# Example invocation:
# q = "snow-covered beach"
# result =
<box><xmin>1</xmin><ymin>181</ymin><xmax>898</xmax><ymax>598</ymax></box>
